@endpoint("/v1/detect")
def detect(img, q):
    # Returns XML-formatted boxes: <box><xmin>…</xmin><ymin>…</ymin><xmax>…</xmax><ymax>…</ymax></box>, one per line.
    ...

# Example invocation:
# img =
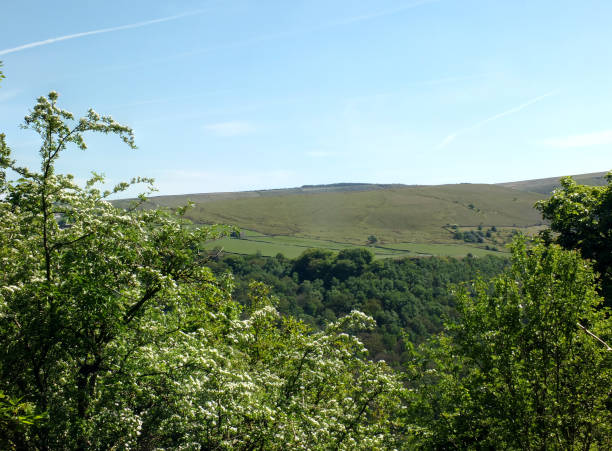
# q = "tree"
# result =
<box><xmin>292</xmin><ymin>248</ymin><xmax>334</xmax><ymax>282</ymax></box>
<box><xmin>405</xmin><ymin>238</ymin><xmax>612</xmax><ymax>449</ymax></box>
<box><xmin>0</xmin><ymin>92</ymin><xmax>403</xmax><ymax>449</ymax></box>
<box><xmin>332</xmin><ymin>248</ymin><xmax>374</xmax><ymax>281</ymax></box>
<box><xmin>536</xmin><ymin>173</ymin><xmax>612</xmax><ymax>304</ymax></box>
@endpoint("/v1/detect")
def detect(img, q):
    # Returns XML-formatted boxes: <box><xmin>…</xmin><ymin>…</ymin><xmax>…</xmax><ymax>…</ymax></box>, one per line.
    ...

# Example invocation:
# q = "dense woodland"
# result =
<box><xmin>1</xmin><ymin>80</ymin><xmax>611</xmax><ymax>449</ymax></box>
<box><xmin>208</xmin><ymin>250</ymin><xmax>509</xmax><ymax>367</ymax></box>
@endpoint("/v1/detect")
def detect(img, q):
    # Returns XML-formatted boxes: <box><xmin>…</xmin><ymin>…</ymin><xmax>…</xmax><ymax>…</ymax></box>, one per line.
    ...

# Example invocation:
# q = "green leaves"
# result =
<box><xmin>536</xmin><ymin>172</ymin><xmax>612</xmax><ymax>304</ymax></box>
<box><xmin>0</xmin><ymin>391</ymin><xmax>45</xmax><ymax>449</ymax></box>
<box><xmin>406</xmin><ymin>237</ymin><xmax>612</xmax><ymax>449</ymax></box>
<box><xmin>0</xmin><ymin>91</ymin><xmax>403</xmax><ymax>449</ymax></box>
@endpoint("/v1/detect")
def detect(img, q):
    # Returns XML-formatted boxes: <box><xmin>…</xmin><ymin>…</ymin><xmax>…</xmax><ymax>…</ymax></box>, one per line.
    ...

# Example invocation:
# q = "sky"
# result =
<box><xmin>1</xmin><ymin>0</ymin><xmax>612</xmax><ymax>196</ymax></box>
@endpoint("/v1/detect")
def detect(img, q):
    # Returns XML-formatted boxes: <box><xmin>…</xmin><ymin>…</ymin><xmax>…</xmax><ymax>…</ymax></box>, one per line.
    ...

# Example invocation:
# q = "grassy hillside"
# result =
<box><xmin>127</xmin><ymin>183</ymin><xmax>544</xmax><ymax>256</ymax></box>
<box><xmin>497</xmin><ymin>171</ymin><xmax>609</xmax><ymax>194</ymax></box>
<box><xmin>116</xmin><ymin>172</ymin><xmax>606</xmax><ymax>258</ymax></box>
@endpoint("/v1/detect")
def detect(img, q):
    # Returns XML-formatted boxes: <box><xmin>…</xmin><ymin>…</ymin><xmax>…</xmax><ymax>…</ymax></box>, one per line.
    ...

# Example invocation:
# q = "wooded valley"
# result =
<box><xmin>1</xmin><ymin>84</ymin><xmax>611</xmax><ymax>449</ymax></box>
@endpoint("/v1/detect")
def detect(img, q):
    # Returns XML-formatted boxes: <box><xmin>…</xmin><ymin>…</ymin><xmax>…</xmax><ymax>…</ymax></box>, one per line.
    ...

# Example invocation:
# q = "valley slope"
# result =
<box><xmin>119</xmin><ymin>171</ymin><xmax>607</xmax><ymax>258</ymax></box>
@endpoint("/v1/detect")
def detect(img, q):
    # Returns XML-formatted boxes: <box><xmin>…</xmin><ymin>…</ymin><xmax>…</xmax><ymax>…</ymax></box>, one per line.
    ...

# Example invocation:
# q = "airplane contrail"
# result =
<box><xmin>437</xmin><ymin>91</ymin><xmax>557</xmax><ymax>149</ymax></box>
<box><xmin>469</xmin><ymin>91</ymin><xmax>557</xmax><ymax>130</ymax></box>
<box><xmin>0</xmin><ymin>9</ymin><xmax>209</xmax><ymax>56</ymax></box>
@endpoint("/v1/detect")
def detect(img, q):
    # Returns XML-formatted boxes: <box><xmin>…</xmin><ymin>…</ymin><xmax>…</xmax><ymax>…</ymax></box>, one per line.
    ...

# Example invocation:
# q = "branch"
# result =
<box><xmin>335</xmin><ymin>384</ymin><xmax>383</xmax><ymax>447</ymax></box>
<box><xmin>124</xmin><ymin>286</ymin><xmax>160</xmax><ymax>324</ymax></box>
<box><xmin>577</xmin><ymin>322</ymin><xmax>612</xmax><ymax>351</ymax></box>
<box><xmin>53</xmin><ymin>122</ymin><xmax>83</xmax><ymax>159</ymax></box>
<box><xmin>50</xmin><ymin>231</ymin><xmax>95</xmax><ymax>252</ymax></box>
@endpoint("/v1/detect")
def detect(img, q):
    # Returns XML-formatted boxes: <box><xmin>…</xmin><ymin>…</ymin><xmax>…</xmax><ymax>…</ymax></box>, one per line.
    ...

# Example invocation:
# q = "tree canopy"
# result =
<box><xmin>210</xmin><ymin>250</ymin><xmax>508</xmax><ymax>366</ymax></box>
<box><xmin>536</xmin><ymin>173</ymin><xmax>612</xmax><ymax>304</ymax></box>
<box><xmin>0</xmin><ymin>92</ymin><xmax>403</xmax><ymax>449</ymax></box>
<box><xmin>405</xmin><ymin>238</ymin><xmax>612</xmax><ymax>449</ymax></box>
<box><xmin>1</xmin><ymin>81</ymin><xmax>610</xmax><ymax>449</ymax></box>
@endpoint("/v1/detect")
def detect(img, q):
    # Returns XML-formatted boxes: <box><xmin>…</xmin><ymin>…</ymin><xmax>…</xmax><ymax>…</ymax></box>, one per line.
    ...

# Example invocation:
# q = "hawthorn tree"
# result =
<box><xmin>405</xmin><ymin>238</ymin><xmax>612</xmax><ymax>449</ymax></box>
<box><xmin>0</xmin><ymin>92</ymin><xmax>403</xmax><ymax>449</ymax></box>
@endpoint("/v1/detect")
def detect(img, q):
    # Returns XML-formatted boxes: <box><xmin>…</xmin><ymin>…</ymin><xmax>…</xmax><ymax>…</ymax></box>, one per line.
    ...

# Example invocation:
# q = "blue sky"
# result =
<box><xmin>1</xmin><ymin>0</ymin><xmax>611</xmax><ymax>196</ymax></box>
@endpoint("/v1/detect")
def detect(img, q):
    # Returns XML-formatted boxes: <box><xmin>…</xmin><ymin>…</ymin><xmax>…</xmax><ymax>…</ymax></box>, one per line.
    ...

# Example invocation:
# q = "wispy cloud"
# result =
<box><xmin>540</xmin><ymin>129</ymin><xmax>612</xmax><ymax>149</ymax></box>
<box><xmin>437</xmin><ymin>91</ymin><xmax>557</xmax><ymax>149</ymax></box>
<box><xmin>436</xmin><ymin>133</ymin><xmax>458</xmax><ymax>149</ymax></box>
<box><xmin>204</xmin><ymin>121</ymin><xmax>255</xmax><ymax>137</ymax></box>
<box><xmin>0</xmin><ymin>9</ymin><xmax>210</xmax><ymax>56</ymax></box>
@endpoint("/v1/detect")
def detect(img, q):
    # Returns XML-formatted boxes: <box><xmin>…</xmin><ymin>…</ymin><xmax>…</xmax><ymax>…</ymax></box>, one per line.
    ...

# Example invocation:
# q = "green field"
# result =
<box><xmin>203</xmin><ymin>229</ymin><xmax>508</xmax><ymax>259</ymax></box>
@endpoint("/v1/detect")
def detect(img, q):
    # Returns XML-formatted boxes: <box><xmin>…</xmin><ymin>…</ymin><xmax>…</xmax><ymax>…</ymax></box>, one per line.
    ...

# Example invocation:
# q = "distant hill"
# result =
<box><xmin>140</xmin><ymin>183</ymin><xmax>402</xmax><ymax>205</ymax></box>
<box><xmin>497</xmin><ymin>171</ymin><xmax>609</xmax><ymax>194</ymax></box>
<box><xmin>130</xmin><ymin>183</ymin><xmax>544</xmax><ymax>244</ymax></box>
<box><xmin>114</xmin><ymin>171</ymin><xmax>608</xmax><ymax>258</ymax></box>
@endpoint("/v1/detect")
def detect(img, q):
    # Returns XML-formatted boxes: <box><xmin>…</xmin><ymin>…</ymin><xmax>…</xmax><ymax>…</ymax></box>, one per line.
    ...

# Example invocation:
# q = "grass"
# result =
<box><xmin>115</xmin><ymin>181</ymin><xmax>567</xmax><ymax>258</ymax></box>
<box><xmin>374</xmin><ymin>242</ymin><xmax>507</xmax><ymax>258</ymax></box>
<box><xmin>146</xmin><ymin>183</ymin><xmax>546</xmax><ymax>246</ymax></box>
<box><xmin>203</xmin><ymin>229</ymin><xmax>508</xmax><ymax>259</ymax></box>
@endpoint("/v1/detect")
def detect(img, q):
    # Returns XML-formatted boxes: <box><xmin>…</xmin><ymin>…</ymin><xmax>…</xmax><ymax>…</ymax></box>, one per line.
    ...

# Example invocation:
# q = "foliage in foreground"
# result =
<box><xmin>1</xmin><ymin>86</ymin><xmax>611</xmax><ymax>450</ymax></box>
<box><xmin>0</xmin><ymin>93</ymin><xmax>403</xmax><ymax>449</ymax></box>
<box><xmin>405</xmin><ymin>238</ymin><xmax>612</xmax><ymax>449</ymax></box>
<box><xmin>536</xmin><ymin>173</ymin><xmax>612</xmax><ymax>304</ymax></box>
